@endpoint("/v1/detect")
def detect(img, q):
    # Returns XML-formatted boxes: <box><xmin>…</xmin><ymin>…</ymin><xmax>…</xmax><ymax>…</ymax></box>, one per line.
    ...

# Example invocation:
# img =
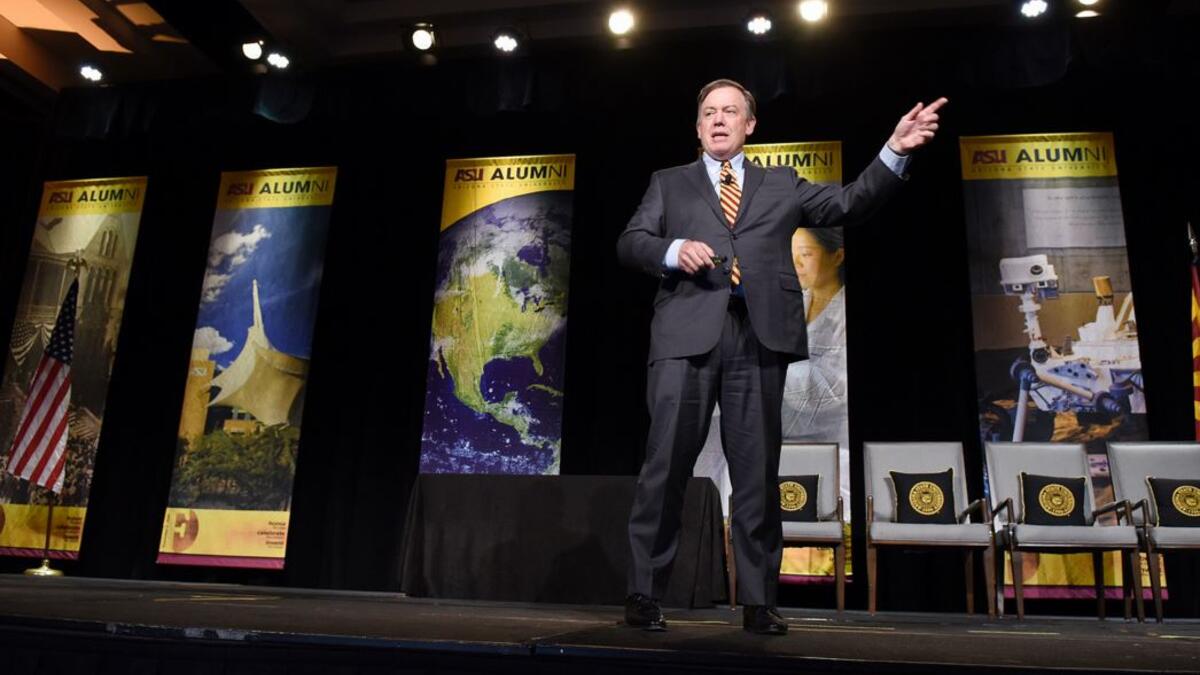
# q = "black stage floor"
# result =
<box><xmin>1</xmin><ymin>575</ymin><xmax>1197</xmax><ymax>674</ymax></box>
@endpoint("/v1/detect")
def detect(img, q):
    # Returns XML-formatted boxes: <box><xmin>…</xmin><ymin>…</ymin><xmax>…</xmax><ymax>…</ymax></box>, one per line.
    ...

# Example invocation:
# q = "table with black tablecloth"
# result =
<box><xmin>399</xmin><ymin>475</ymin><xmax>726</xmax><ymax>608</ymax></box>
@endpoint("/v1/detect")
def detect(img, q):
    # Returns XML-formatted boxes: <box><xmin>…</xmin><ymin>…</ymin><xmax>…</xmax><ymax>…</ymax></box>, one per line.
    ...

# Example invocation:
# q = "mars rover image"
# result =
<box><xmin>983</xmin><ymin>254</ymin><xmax>1145</xmax><ymax>443</ymax></box>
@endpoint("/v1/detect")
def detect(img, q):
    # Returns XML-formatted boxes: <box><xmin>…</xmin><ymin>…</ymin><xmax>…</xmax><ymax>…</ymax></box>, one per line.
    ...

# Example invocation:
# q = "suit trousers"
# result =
<box><xmin>628</xmin><ymin>297</ymin><xmax>788</xmax><ymax>606</ymax></box>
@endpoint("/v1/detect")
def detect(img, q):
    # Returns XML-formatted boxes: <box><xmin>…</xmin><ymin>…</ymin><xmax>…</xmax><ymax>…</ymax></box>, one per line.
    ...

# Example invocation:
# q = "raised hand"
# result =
<box><xmin>887</xmin><ymin>97</ymin><xmax>948</xmax><ymax>155</ymax></box>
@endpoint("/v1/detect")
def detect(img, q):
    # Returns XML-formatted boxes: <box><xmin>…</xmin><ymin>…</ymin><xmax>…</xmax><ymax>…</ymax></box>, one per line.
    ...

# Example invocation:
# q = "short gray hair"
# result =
<box><xmin>696</xmin><ymin>79</ymin><xmax>757</xmax><ymax>121</ymax></box>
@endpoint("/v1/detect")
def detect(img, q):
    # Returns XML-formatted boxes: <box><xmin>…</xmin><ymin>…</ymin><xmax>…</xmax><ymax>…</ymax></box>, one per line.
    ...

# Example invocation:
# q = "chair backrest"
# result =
<box><xmin>985</xmin><ymin>442</ymin><xmax>1093</xmax><ymax>523</ymax></box>
<box><xmin>863</xmin><ymin>442</ymin><xmax>968</xmax><ymax>523</ymax></box>
<box><xmin>779</xmin><ymin>442</ymin><xmax>839</xmax><ymax>520</ymax></box>
<box><xmin>1108</xmin><ymin>442</ymin><xmax>1200</xmax><ymax>525</ymax></box>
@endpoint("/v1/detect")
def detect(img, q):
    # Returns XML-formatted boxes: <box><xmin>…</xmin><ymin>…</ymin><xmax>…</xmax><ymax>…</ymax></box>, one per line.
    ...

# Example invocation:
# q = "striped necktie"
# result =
<box><xmin>719</xmin><ymin>161</ymin><xmax>742</xmax><ymax>287</ymax></box>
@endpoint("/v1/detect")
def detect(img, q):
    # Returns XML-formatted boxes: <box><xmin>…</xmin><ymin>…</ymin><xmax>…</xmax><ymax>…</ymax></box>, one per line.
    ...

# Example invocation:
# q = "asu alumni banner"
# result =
<box><xmin>421</xmin><ymin>154</ymin><xmax>575</xmax><ymax>475</ymax></box>
<box><xmin>961</xmin><ymin>133</ymin><xmax>1152</xmax><ymax>596</ymax></box>
<box><xmin>158</xmin><ymin>167</ymin><xmax>336</xmax><ymax>569</ymax></box>
<box><xmin>0</xmin><ymin>177</ymin><xmax>146</xmax><ymax>559</ymax></box>
<box><xmin>691</xmin><ymin>142</ymin><xmax>851</xmax><ymax>581</ymax></box>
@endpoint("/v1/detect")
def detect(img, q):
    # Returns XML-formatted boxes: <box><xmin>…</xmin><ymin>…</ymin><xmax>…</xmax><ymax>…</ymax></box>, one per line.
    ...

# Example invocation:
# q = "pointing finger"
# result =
<box><xmin>924</xmin><ymin>97</ymin><xmax>949</xmax><ymax>114</ymax></box>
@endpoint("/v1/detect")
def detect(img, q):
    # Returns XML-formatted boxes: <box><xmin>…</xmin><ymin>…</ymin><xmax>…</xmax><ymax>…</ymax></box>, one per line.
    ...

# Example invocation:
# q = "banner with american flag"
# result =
<box><xmin>0</xmin><ymin>176</ymin><xmax>146</xmax><ymax>559</ymax></box>
<box><xmin>5</xmin><ymin>279</ymin><xmax>77</xmax><ymax>492</ymax></box>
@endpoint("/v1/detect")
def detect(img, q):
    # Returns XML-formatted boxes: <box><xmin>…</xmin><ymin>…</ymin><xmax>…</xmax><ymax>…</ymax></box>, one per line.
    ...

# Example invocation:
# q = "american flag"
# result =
<box><xmin>5</xmin><ymin>279</ymin><xmax>78</xmax><ymax>493</ymax></box>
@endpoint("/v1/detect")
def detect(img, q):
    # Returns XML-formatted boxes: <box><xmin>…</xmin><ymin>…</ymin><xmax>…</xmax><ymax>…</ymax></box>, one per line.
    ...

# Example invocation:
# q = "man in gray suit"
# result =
<box><xmin>618</xmin><ymin>79</ymin><xmax>946</xmax><ymax>634</ymax></box>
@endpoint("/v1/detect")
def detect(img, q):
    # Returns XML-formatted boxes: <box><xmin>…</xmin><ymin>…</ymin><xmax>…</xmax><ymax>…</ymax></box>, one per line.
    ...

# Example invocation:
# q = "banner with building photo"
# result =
<box><xmin>690</xmin><ymin>142</ymin><xmax>851</xmax><ymax>581</ymax></box>
<box><xmin>0</xmin><ymin>176</ymin><xmax>146</xmax><ymax>558</ymax></box>
<box><xmin>961</xmin><ymin>133</ymin><xmax>1155</xmax><ymax>596</ymax></box>
<box><xmin>420</xmin><ymin>154</ymin><xmax>575</xmax><ymax>475</ymax></box>
<box><xmin>158</xmin><ymin>167</ymin><xmax>336</xmax><ymax>569</ymax></box>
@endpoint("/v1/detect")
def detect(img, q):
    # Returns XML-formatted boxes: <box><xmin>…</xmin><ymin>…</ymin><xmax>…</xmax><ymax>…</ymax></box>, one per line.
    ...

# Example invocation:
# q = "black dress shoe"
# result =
<box><xmin>625</xmin><ymin>593</ymin><xmax>667</xmax><ymax>631</ymax></box>
<box><xmin>742</xmin><ymin>605</ymin><xmax>788</xmax><ymax>635</ymax></box>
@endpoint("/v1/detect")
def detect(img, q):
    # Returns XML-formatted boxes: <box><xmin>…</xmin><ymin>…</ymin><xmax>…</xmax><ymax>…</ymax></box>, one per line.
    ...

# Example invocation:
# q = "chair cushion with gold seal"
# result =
<box><xmin>778</xmin><ymin>475</ymin><xmax>820</xmax><ymax>522</ymax></box>
<box><xmin>1019</xmin><ymin>473</ymin><xmax>1087</xmax><ymax>526</ymax></box>
<box><xmin>1146</xmin><ymin>477</ymin><xmax>1200</xmax><ymax>527</ymax></box>
<box><xmin>889</xmin><ymin>469</ymin><xmax>956</xmax><ymax>524</ymax></box>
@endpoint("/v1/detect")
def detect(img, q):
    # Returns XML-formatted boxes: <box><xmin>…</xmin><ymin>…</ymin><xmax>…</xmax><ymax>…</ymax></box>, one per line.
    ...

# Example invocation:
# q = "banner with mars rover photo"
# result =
<box><xmin>157</xmin><ymin>166</ymin><xmax>336</xmax><ymax>569</ymax></box>
<box><xmin>960</xmin><ymin>133</ymin><xmax>1152</xmax><ymax>597</ymax></box>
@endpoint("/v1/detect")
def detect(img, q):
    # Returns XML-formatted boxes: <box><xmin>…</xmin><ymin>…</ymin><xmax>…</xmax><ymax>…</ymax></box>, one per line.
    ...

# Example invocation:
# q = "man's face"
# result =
<box><xmin>696</xmin><ymin>86</ymin><xmax>756</xmax><ymax>161</ymax></box>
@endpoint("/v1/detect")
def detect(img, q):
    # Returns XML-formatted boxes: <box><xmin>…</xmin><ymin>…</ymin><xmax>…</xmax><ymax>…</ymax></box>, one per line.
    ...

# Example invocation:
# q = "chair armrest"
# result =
<box><xmin>1092</xmin><ymin>499</ymin><xmax>1131</xmax><ymax>525</ymax></box>
<box><xmin>1128</xmin><ymin>499</ymin><xmax>1152</xmax><ymax>527</ymax></box>
<box><xmin>866</xmin><ymin>495</ymin><xmax>874</xmax><ymax>529</ymax></box>
<box><xmin>957</xmin><ymin>498</ymin><xmax>987</xmax><ymax>524</ymax></box>
<box><xmin>837</xmin><ymin>495</ymin><xmax>845</xmax><ymax>526</ymax></box>
<box><xmin>992</xmin><ymin>497</ymin><xmax>1015</xmax><ymax>526</ymax></box>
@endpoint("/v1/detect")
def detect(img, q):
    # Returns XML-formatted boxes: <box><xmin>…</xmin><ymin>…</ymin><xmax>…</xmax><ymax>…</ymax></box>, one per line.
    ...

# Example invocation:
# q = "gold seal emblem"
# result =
<box><xmin>1172</xmin><ymin>485</ymin><xmax>1200</xmax><ymax>518</ymax></box>
<box><xmin>780</xmin><ymin>481</ymin><xmax>808</xmax><ymax>512</ymax></box>
<box><xmin>1038</xmin><ymin>484</ymin><xmax>1076</xmax><ymax>517</ymax></box>
<box><xmin>908</xmin><ymin>481</ymin><xmax>945</xmax><ymax>516</ymax></box>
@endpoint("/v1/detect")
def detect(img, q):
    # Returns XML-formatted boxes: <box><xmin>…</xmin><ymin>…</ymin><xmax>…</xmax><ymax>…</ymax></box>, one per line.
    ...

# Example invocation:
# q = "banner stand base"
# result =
<box><xmin>24</xmin><ymin>558</ymin><xmax>64</xmax><ymax>577</ymax></box>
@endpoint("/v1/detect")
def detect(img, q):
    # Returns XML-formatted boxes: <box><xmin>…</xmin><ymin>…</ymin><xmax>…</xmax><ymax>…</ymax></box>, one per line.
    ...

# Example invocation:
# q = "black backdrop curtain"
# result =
<box><xmin>1</xmin><ymin>11</ymin><xmax>1198</xmax><ymax>614</ymax></box>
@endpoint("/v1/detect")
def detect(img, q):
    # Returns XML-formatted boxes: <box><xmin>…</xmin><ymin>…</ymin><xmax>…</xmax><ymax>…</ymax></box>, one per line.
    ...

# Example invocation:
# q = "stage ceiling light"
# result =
<box><xmin>1077</xmin><ymin>0</ymin><xmax>1100</xmax><ymax>5</ymax></box>
<box><xmin>798</xmin><ymin>1</ymin><xmax>829</xmax><ymax>24</ymax></box>
<box><xmin>411</xmin><ymin>24</ymin><xmax>435</xmax><ymax>51</ymax></box>
<box><xmin>1019</xmin><ymin>1</ymin><xmax>1048</xmax><ymax>18</ymax></box>
<box><xmin>493</xmin><ymin>29</ymin><xmax>519</xmax><ymax>53</ymax></box>
<box><xmin>266</xmin><ymin>52</ymin><xmax>290</xmax><ymax>69</ymax></box>
<box><xmin>1076</xmin><ymin>9</ymin><xmax>1100</xmax><ymax>17</ymax></box>
<box><xmin>79</xmin><ymin>64</ymin><xmax>103</xmax><ymax>82</ymax></box>
<box><xmin>608</xmin><ymin>8</ymin><xmax>635</xmax><ymax>35</ymax></box>
<box><xmin>746</xmin><ymin>13</ymin><xmax>773</xmax><ymax>35</ymax></box>
<box><xmin>242</xmin><ymin>40</ymin><xmax>264</xmax><ymax>60</ymax></box>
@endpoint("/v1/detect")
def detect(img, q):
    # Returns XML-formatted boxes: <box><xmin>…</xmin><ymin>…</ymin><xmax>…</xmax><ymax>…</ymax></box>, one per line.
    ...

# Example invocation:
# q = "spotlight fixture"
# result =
<box><xmin>1019</xmin><ymin>0</ymin><xmax>1049</xmax><ymax>18</ymax></box>
<box><xmin>1075</xmin><ymin>10</ymin><xmax>1100</xmax><ymax>17</ymax></box>
<box><xmin>608</xmin><ymin>8</ymin><xmax>635</xmax><ymax>35</ymax></box>
<box><xmin>266</xmin><ymin>52</ymin><xmax>290</xmax><ymax>69</ymax></box>
<box><xmin>79</xmin><ymin>65</ymin><xmax>103</xmax><ymax>82</ymax></box>
<box><xmin>411</xmin><ymin>24</ymin><xmax>435</xmax><ymax>51</ymax></box>
<box><xmin>798</xmin><ymin>0</ymin><xmax>829</xmax><ymax>23</ymax></box>
<box><xmin>493</xmin><ymin>29</ymin><xmax>519</xmax><ymax>53</ymax></box>
<box><xmin>242</xmin><ymin>40</ymin><xmax>264</xmax><ymax>60</ymax></box>
<box><xmin>746</xmin><ymin>12</ymin><xmax>773</xmax><ymax>36</ymax></box>
<box><xmin>1077</xmin><ymin>0</ymin><xmax>1099</xmax><ymax>5</ymax></box>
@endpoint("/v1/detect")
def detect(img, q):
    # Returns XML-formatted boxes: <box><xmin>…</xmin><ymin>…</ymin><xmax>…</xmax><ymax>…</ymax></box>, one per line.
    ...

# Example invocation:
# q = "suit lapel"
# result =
<box><xmin>734</xmin><ymin>160</ymin><xmax>765</xmax><ymax>227</ymax></box>
<box><xmin>685</xmin><ymin>159</ymin><xmax>727</xmax><ymax>229</ymax></box>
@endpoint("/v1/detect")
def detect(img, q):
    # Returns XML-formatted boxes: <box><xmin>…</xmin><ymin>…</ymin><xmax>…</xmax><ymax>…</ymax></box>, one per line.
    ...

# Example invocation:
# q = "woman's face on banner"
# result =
<box><xmin>791</xmin><ymin>228</ymin><xmax>844</xmax><ymax>290</ymax></box>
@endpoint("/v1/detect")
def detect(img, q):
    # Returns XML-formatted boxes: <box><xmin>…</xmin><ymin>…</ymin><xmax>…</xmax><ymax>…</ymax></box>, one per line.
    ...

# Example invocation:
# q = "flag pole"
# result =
<box><xmin>24</xmin><ymin>496</ymin><xmax>61</xmax><ymax>577</ymax></box>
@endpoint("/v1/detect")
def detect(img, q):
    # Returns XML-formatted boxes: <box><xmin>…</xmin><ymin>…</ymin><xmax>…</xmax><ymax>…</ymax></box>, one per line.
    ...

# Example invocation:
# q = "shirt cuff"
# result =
<box><xmin>878</xmin><ymin>143</ymin><xmax>911</xmax><ymax>177</ymax></box>
<box><xmin>663</xmin><ymin>238</ymin><xmax>686</xmax><ymax>270</ymax></box>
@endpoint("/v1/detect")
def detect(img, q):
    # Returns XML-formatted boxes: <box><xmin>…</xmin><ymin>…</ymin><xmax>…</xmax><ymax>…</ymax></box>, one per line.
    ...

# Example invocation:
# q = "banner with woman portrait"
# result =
<box><xmin>157</xmin><ymin>167</ymin><xmax>336</xmax><ymax>569</ymax></box>
<box><xmin>691</xmin><ymin>141</ymin><xmax>850</xmax><ymax>581</ymax></box>
<box><xmin>0</xmin><ymin>177</ymin><xmax>146</xmax><ymax>558</ymax></box>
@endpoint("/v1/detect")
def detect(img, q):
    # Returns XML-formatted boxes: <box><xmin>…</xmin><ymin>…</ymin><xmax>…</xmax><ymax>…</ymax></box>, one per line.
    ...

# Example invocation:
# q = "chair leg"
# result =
<box><xmin>964</xmin><ymin>550</ymin><xmax>976</xmax><ymax>615</ymax></box>
<box><xmin>983</xmin><ymin>544</ymin><xmax>997</xmax><ymax>619</ymax></box>
<box><xmin>834</xmin><ymin>543</ymin><xmax>846</xmax><ymax>614</ymax></box>
<box><xmin>1122</xmin><ymin>550</ymin><xmax>1133</xmax><ymax>621</ymax></box>
<box><xmin>1092</xmin><ymin>551</ymin><xmax>1106</xmax><ymax>620</ymax></box>
<box><xmin>1009</xmin><ymin>545</ymin><xmax>1025</xmax><ymax>620</ymax></box>
<box><xmin>1128</xmin><ymin>549</ymin><xmax>1145</xmax><ymax>623</ymax></box>
<box><xmin>1143</xmin><ymin>534</ymin><xmax>1163</xmax><ymax>623</ymax></box>
<box><xmin>867</xmin><ymin>544</ymin><xmax>878</xmax><ymax>615</ymax></box>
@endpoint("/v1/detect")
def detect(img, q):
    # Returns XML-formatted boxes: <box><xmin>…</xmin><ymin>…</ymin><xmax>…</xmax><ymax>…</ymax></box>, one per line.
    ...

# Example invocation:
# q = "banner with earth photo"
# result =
<box><xmin>0</xmin><ymin>176</ymin><xmax>146</xmax><ymax>559</ymax></box>
<box><xmin>420</xmin><ymin>154</ymin><xmax>575</xmax><ymax>475</ymax></box>
<box><xmin>961</xmin><ymin>132</ymin><xmax>1155</xmax><ymax>597</ymax></box>
<box><xmin>157</xmin><ymin>166</ymin><xmax>336</xmax><ymax>569</ymax></box>
<box><xmin>690</xmin><ymin>141</ymin><xmax>851</xmax><ymax>582</ymax></box>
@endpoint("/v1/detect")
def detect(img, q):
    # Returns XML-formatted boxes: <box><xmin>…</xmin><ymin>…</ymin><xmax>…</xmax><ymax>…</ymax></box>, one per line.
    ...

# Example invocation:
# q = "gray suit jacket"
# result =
<box><xmin>617</xmin><ymin>155</ymin><xmax>904</xmax><ymax>363</ymax></box>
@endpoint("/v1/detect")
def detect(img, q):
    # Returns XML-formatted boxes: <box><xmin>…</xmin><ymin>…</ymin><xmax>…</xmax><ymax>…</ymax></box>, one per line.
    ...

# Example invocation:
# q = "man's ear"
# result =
<box><xmin>746</xmin><ymin>117</ymin><xmax>756</xmax><ymax>135</ymax></box>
